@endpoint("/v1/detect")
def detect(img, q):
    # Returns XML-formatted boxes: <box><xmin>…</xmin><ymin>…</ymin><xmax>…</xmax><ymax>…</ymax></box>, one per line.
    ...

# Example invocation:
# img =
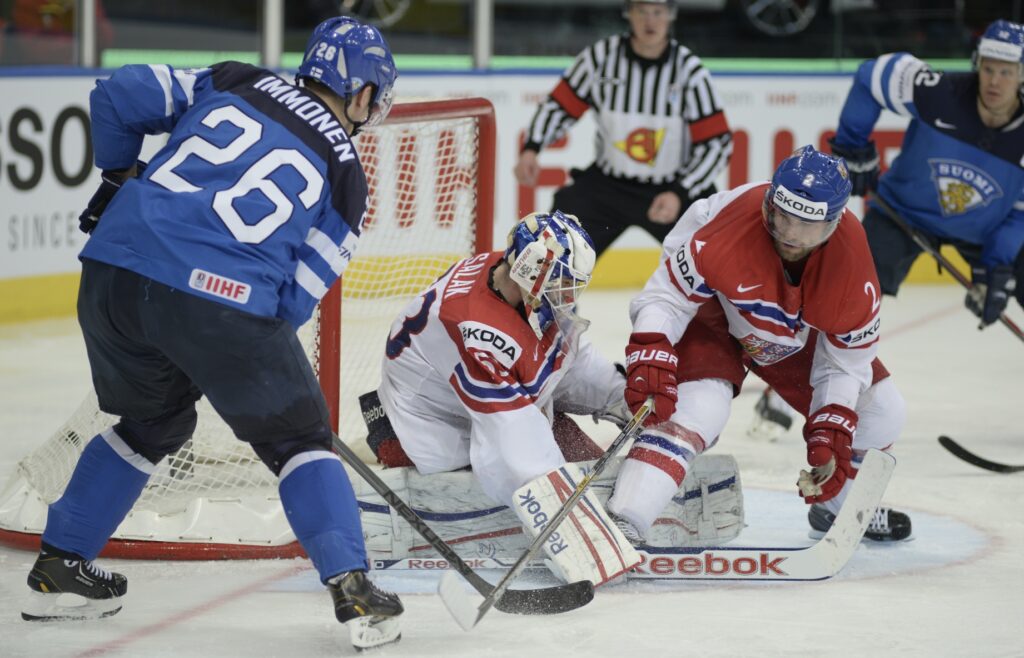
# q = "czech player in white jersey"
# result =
<box><xmin>609</xmin><ymin>146</ymin><xmax>912</xmax><ymax>544</ymax></box>
<box><xmin>360</xmin><ymin>211</ymin><xmax>641</xmax><ymax>586</ymax></box>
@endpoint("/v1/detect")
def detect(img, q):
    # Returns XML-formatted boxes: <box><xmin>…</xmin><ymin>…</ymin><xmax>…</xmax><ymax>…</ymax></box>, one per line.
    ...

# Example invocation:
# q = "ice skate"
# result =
<box><xmin>608</xmin><ymin>511</ymin><xmax>645</xmax><ymax>546</ymax></box>
<box><xmin>747</xmin><ymin>389</ymin><xmax>795</xmax><ymax>441</ymax></box>
<box><xmin>328</xmin><ymin>570</ymin><xmax>403</xmax><ymax>651</ymax></box>
<box><xmin>22</xmin><ymin>552</ymin><xmax>127</xmax><ymax>621</ymax></box>
<box><xmin>808</xmin><ymin>503</ymin><xmax>912</xmax><ymax>541</ymax></box>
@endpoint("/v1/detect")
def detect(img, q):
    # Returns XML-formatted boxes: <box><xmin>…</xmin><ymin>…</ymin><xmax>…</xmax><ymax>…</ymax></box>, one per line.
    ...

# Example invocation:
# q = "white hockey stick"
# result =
<box><xmin>630</xmin><ymin>448</ymin><xmax>896</xmax><ymax>580</ymax></box>
<box><xmin>438</xmin><ymin>398</ymin><xmax>654</xmax><ymax>631</ymax></box>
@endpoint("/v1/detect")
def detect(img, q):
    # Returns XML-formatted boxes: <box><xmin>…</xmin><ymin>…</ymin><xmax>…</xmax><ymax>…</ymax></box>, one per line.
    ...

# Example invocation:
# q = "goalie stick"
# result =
<box><xmin>331</xmin><ymin>434</ymin><xmax>592</xmax><ymax>615</ymax></box>
<box><xmin>438</xmin><ymin>398</ymin><xmax>654</xmax><ymax>631</ymax></box>
<box><xmin>938</xmin><ymin>436</ymin><xmax>1024</xmax><ymax>474</ymax></box>
<box><xmin>873</xmin><ymin>195</ymin><xmax>1024</xmax><ymax>343</ymax></box>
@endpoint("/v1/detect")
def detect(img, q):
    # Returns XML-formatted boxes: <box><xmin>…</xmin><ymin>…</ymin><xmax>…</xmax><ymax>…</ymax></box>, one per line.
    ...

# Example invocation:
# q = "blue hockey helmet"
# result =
<box><xmin>975</xmin><ymin>19</ymin><xmax>1024</xmax><ymax>66</ymax></box>
<box><xmin>763</xmin><ymin>145</ymin><xmax>852</xmax><ymax>251</ymax></box>
<box><xmin>505</xmin><ymin>210</ymin><xmax>596</xmax><ymax>337</ymax></box>
<box><xmin>297</xmin><ymin>17</ymin><xmax>397</xmax><ymax>132</ymax></box>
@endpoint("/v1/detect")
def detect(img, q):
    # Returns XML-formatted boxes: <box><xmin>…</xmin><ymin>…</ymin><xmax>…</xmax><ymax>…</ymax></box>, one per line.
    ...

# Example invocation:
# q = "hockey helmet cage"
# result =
<box><xmin>297</xmin><ymin>17</ymin><xmax>398</xmax><ymax>129</ymax></box>
<box><xmin>505</xmin><ymin>211</ymin><xmax>596</xmax><ymax>336</ymax></box>
<box><xmin>763</xmin><ymin>145</ymin><xmax>852</xmax><ymax>250</ymax></box>
<box><xmin>975</xmin><ymin>19</ymin><xmax>1024</xmax><ymax>66</ymax></box>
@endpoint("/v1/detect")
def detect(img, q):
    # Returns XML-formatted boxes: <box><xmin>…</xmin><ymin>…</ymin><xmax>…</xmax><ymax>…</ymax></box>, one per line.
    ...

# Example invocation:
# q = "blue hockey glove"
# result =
<box><xmin>78</xmin><ymin>161</ymin><xmax>147</xmax><ymax>234</ymax></box>
<box><xmin>827</xmin><ymin>137</ymin><xmax>879</xmax><ymax>197</ymax></box>
<box><xmin>965</xmin><ymin>265</ymin><xmax>1015</xmax><ymax>327</ymax></box>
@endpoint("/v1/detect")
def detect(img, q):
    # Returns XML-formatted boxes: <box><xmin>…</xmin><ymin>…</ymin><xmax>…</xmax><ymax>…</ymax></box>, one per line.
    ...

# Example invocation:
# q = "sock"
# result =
<box><xmin>279</xmin><ymin>451</ymin><xmax>367</xmax><ymax>582</ymax></box>
<box><xmin>42</xmin><ymin>429</ymin><xmax>153</xmax><ymax>560</ymax></box>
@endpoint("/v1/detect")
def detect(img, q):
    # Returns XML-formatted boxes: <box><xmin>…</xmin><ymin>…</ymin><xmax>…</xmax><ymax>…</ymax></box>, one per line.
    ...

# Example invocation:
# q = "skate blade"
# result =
<box><xmin>22</xmin><ymin>590</ymin><xmax>123</xmax><ymax>622</ymax></box>
<box><xmin>347</xmin><ymin>615</ymin><xmax>401</xmax><ymax>651</ymax></box>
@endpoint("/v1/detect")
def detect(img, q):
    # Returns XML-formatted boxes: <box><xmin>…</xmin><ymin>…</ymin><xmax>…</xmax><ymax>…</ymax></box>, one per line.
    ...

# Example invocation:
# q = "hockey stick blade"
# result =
<box><xmin>331</xmin><ymin>434</ymin><xmax>590</xmax><ymax>615</ymax></box>
<box><xmin>630</xmin><ymin>449</ymin><xmax>896</xmax><ymax>581</ymax></box>
<box><xmin>439</xmin><ymin>398</ymin><xmax>654</xmax><ymax>631</ymax></box>
<box><xmin>938</xmin><ymin>436</ymin><xmax>1024</xmax><ymax>474</ymax></box>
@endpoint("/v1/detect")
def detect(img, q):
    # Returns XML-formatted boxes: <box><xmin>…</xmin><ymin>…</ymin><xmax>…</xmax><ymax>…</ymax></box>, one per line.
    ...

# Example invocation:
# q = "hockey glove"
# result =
<box><xmin>624</xmin><ymin>332</ymin><xmax>678</xmax><ymax>426</ymax></box>
<box><xmin>965</xmin><ymin>265</ymin><xmax>1015</xmax><ymax>328</ymax></box>
<box><xmin>797</xmin><ymin>404</ymin><xmax>857</xmax><ymax>504</ymax></box>
<box><xmin>78</xmin><ymin>161</ymin><xmax>147</xmax><ymax>234</ymax></box>
<box><xmin>828</xmin><ymin>137</ymin><xmax>879</xmax><ymax>197</ymax></box>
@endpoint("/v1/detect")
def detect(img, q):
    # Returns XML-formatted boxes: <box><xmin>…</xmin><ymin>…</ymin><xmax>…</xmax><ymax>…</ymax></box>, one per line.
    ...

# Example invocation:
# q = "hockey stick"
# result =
<box><xmin>331</xmin><ymin>434</ymin><xmax>592</xmax><ymax>615</ymax></box>
<box><xmin>630</xmin><ymin>449</ymin><xmax>897</xmax><ymax>580</ymax></box>
<box><xmin>872</xmin><ymin>195</ymin><xmax>1024</xmax><ymax>342</ymax></box>
<box><xmin>438</xmin><ymin>397</ymin><xmax>654</xmax><ymax>631</ymax></box>
<box><xmin>938</xmin><ymin>436</ymin><xmax>1024</xmax><ymax>474</ymax></box>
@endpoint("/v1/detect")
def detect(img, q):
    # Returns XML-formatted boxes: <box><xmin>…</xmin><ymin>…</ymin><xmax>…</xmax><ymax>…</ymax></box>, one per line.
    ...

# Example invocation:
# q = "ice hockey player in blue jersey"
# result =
<box><xmin>22</xmin><ymin>16</ymin><xmax>403</xmax><ymax>650</ymax></box>
<box><xmin>829</xmin><ymin>19</ymin><xmax>1024</xmax><ymax>327</ymax></box>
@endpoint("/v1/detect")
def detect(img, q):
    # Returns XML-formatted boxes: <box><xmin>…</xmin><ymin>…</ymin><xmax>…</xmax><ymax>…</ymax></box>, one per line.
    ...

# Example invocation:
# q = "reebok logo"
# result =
<box><xmin>632</xmin><ymin>551</ymin><xmax>789</xmax><ymax>577</ymax></box>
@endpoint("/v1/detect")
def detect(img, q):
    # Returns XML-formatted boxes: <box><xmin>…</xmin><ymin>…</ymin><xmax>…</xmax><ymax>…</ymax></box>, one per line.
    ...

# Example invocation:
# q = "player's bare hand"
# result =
<box><xmin>647</xmin><ymin>191</ymin><xmax>682</xmax><ymax>224</ymax></box>
<box><xmin>514</xmin><ymin>150</ymin><xmax>541</xmax><ymax>187</ymax></box>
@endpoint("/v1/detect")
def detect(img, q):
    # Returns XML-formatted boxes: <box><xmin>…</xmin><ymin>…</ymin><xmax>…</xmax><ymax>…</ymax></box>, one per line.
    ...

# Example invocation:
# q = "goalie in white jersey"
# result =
<box><xmin>361</xmin><ymin>211</ymin><xmax>641</xmax><ymax>585</ymax></box>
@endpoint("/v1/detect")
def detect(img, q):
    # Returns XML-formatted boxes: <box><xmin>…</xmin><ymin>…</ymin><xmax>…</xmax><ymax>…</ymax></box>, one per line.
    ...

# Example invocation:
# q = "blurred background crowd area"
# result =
<box><xmin>0</xmin><ymin>0</ymin><xmax>1019</xmax><ymax>70</ymax></box>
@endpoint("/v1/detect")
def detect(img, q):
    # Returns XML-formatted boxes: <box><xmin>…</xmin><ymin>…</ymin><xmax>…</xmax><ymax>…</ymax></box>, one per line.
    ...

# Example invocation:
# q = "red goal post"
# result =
<box><xmin>0</xmin><ymin>97</ymin><xmax>496</xmax><ymax>560</ymax></box>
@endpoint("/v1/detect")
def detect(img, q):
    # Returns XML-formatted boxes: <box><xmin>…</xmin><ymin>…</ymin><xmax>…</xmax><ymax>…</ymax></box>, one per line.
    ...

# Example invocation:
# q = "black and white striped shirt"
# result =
<box><xmin>523</xmin><ymin>34</ymin><xmax>732</xmax><ymax>199</ymax></box>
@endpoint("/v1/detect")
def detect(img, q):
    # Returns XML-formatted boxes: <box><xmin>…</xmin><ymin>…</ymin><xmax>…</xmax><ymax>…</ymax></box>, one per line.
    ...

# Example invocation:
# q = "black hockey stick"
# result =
<box><xmin>938</xmin><ymin>436</ymin><xmax>1024</xmax><ymax>474</ymax></box>
<box><xmin>438</xmin><ymin>397</ymin><xmax>654</xmax><ymax>631</ymax></box>
<box><xmin>872</xmin><ymin>195</ymin><xmax>1024</xmax><ymax>343</ymax></box>
<box><xmin>331</xmin><ymin>434</ymin><xmax>592</xmax><ymax>615</ymax></box>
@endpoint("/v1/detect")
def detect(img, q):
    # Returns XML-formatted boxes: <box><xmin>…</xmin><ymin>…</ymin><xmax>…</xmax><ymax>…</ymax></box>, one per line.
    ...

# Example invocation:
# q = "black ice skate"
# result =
<box><xmin>22</xmin><ymin>551</ymin><xmax>127</xmax><ymax>621</ymax></box>
<box><xmin>328</xmin><ymin>570</ymin><xmax>403</xmax><ymax>651</ymax></box>
<box><xmin>747</xmin><ymin>389</ymin><xmax>794</xmax><ymax>441</ymax></box>
<box><xmin>608</xmin><ymin>511</ymin><xmax>645</xmax><ymax>546</ymax></box>
<box><xmin>809</xmin><ymin>503</ymin><xmax>912</xmax><ymax>541</ymax></box>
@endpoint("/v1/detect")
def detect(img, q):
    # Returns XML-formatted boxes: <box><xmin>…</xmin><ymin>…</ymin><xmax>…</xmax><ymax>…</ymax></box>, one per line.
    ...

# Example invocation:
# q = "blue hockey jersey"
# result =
<box><xmin>834</xmin><ymin>52</ymin><xmax>1024</xmax><ymax>268</ymax></box>
<box><xmin>81</xmin><ymin>62</ymin><xmax>368</xmax><ymax>328</ymax></box>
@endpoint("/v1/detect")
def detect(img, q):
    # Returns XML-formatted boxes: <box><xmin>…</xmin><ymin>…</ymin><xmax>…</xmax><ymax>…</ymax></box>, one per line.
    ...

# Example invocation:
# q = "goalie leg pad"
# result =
<box><xmin>513</xmin><ymin>463</ymin><xmax>640</xmax><ymax>586</ymax></box>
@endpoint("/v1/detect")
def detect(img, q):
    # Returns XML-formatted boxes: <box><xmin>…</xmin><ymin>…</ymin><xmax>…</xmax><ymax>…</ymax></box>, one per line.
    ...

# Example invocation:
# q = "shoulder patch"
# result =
<box><xmin>458</xmin><ymin>321</ymin><xmax>523</xmax><ymax>370</ymax></box>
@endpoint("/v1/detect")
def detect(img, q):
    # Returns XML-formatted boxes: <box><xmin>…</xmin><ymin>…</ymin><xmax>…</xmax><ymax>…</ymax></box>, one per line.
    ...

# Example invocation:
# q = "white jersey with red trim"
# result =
<box><xmin>378</xmin><ymin>251</ymin><xmax>624</xmax><ymax>505</ymax></box>
<box><xmin>631</xmin><ymin>182</ymin><xmax>882</xmax><ymax>412</ymax></box>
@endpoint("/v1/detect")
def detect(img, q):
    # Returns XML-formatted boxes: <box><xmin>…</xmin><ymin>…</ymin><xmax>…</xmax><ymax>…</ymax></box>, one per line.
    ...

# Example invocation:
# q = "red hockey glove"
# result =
<box><xmin>797</xmin><ymin>404</ymin><xmax>857</xmax><ymax>504</ymax></box>
<box><xmin>624</xmin><ymin>332</ymin><xmax>678</xmax><ymax>426</ymax></box>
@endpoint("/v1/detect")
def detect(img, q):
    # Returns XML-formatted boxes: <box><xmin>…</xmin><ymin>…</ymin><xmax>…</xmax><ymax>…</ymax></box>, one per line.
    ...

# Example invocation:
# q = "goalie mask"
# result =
<box><xmin>297</xmin><ymin>17</ymin><xmax>398</xmax><ymax>134</ymax></box>
<box><xmin>763</xmin><ymin>145</ymin><xmax>852</xmax><ymax>254</ymax></box>
<box><xmin>504</xmin><ymin>211</ymin><xmax>596</xmax><ymax>339</ymax></box>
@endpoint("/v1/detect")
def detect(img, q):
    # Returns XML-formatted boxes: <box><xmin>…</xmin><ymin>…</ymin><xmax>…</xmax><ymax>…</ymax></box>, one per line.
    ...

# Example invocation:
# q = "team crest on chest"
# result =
<box><xmin>928</xmin><ymin>159</ymin><xmax>1003</xmax><ymax>216</ymax></box>
<box><xmin>615</xmin><ymin>127</ymin><xmax>666</xmax><ymax>165</ymax></box>
<box><xmin>737</xmin><ymin>333</ymin><xmax>801</xmax><ymax>366</ymax></box>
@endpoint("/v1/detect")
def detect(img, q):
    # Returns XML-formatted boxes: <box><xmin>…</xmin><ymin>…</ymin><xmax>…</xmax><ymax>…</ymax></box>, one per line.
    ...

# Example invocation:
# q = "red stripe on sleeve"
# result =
<box><xmin>551</xmin><ymin>80</ymin><xmax>590</xmax><ymax>119</ymax></box>
<box><xmin>688</xmin><ymin>111</ymin><xmax>730</xmax><ymax>143</ymax></box>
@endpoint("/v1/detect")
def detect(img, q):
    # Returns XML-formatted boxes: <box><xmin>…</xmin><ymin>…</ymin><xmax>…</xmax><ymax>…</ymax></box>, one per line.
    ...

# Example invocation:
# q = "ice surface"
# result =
<box><xmin>0</xmin><ymin>287</ymin><xmax>1021</xmax><ymax>657</ymax></box>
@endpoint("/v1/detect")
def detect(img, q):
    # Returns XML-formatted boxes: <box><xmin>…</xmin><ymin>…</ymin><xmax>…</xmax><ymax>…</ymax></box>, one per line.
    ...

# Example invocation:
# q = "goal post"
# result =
<box><xmin>0</xmin><ymin>97</ymin><xmax>496</xmax><ymax>560</ymax></box>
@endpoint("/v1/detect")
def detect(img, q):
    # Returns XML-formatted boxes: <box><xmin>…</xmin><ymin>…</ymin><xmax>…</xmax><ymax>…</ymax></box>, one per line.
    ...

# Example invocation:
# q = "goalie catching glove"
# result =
<box><xmin>624</xmin><ymin>332</ymin><xmax>678</xmax><ymax>426</ymax></box>
<box><xmin>797</xmin><ymin>404</ymin><xmax>857</xmax><ymax>504</ymax></box>
<box><xmin>513</xmin><ymin>464</ymin><xmax>640</xmax><ymax>586</ymax></box>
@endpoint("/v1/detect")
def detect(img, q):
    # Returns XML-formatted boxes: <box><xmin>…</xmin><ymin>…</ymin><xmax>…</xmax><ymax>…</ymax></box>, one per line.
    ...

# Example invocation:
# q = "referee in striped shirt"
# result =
<box><xmin>515</xmin><ymin>0</ymin><xmax>732</xmax><ymax>257</ymax></box>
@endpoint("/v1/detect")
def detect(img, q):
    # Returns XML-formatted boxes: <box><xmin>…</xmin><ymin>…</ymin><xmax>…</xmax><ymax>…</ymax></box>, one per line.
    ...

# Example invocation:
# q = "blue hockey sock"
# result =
<box><xmin>279</xmin><ymin>451</ymin><xmax>368</xmax><ymax>583</ymax></box>
<box><xmin>42</xmin><ymin>429</ymin><xmax>154</xmax><ymax>560</ymax></box>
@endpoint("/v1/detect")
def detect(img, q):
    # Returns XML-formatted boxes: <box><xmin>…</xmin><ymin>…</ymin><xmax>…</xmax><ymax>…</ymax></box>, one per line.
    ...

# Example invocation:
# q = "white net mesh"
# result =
<box><xmin>0</xmin><ymin>99</ymin><xmax>493</xmax><ymax>557</ymax></box>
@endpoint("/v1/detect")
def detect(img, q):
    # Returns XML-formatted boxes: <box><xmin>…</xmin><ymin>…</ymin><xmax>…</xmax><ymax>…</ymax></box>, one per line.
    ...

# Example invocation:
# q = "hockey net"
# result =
<box><xmin>0</xmin><ymin>98</ymin><xmax>496</xmax><ymax>559</ymax></box>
